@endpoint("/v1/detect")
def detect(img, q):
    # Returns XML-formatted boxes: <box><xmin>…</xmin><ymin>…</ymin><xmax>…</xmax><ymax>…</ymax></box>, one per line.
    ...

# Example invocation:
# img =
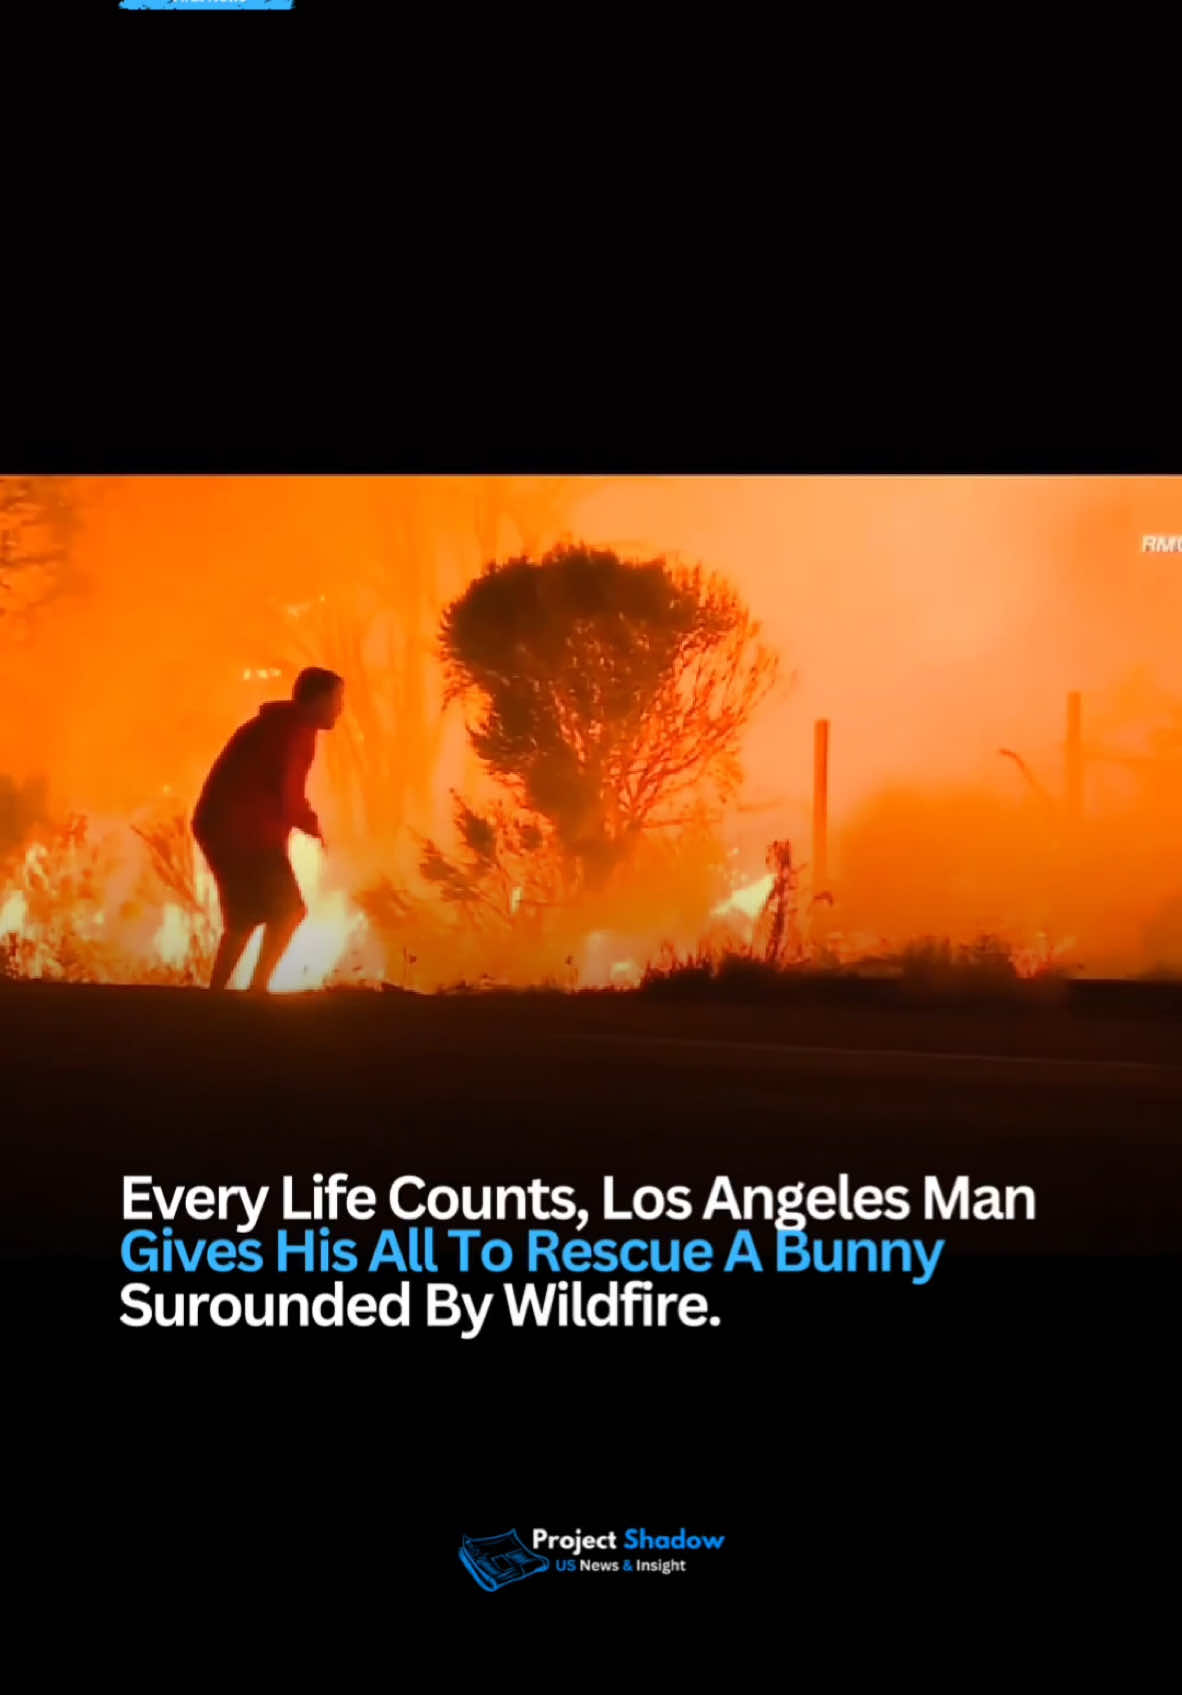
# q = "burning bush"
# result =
<box><xmin>0</xmin><ymin>803</ymin><xmax>383</xmax><ymax>993</ymax></box>
<box><xmin>0</xmin><ymin>814</ymin><xmax>131</xmax><ymax>982</ymax></box>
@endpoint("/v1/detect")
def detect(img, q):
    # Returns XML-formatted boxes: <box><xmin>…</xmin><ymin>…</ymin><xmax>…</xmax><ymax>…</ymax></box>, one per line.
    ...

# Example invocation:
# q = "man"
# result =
<box><xmin>192</xmin><ymin>667</ymin><xmax>344</xmax><ymax>992</ymax></box>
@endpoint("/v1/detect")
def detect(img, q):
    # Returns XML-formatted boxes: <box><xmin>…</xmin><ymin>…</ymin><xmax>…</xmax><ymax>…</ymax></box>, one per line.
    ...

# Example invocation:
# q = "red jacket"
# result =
<box><xmin>193</xmin><ymin>701</ymin><xmax>319</xmax><ymax>854</ymax></box>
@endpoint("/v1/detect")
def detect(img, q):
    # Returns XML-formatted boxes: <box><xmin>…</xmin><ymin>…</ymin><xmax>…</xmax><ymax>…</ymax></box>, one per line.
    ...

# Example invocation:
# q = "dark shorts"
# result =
<box><xmin>199</xmin><ymin>839</ymin><xmax>306</xmax><ymax>931</ymax></box>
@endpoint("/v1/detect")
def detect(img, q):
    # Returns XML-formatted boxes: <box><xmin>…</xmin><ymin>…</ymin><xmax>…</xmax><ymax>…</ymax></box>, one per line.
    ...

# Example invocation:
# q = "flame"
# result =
<box><xmin>1</xmin><ymin>816</ymin><xmax>382</xmax><ymax>992</ymax></box>
<box><xmin>153</xmin><ymin>901</ymin><xmax>195</xmax><ymax>969</ymax></box>
<box><xmin>0</xmin><ymin>887</ymin><xmax>28</xmax><ymax>937</ymax></box>
<box><xmin>1011</xmin><ymin>933</ymin><xmax>1078</xmax><ymax>979</ymax></box>
<box><xmin>236</xmin><ymin>835</ymin><xmax>374</xmax><ymax>994</ymax></box>
<box><xmin>712</xmin><ymin>873</ymin><xmax>775</xmax><ymax>923</ymax></box>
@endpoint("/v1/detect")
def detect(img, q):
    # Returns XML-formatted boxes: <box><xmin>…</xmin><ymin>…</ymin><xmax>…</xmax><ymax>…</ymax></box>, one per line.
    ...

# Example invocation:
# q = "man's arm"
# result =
<box><xmin>282</xmin><ymin>727</ymin><xmax>322</xmax><ymax>840</ymax></box>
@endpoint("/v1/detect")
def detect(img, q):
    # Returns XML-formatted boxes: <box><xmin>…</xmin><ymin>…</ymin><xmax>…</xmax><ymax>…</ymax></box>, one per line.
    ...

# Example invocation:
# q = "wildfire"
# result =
<box><xmin>0</xmin><ymin>811</ymin><xmax>1085</xmax><ymax>996</ymax></box>
<box><xmin>0</xmin><ymin>815</ymin><xmax>382</xmax><ymax>993</ymax></box>
<box><xmin>0</xmin><ymin>886</ymin><xmax>27</xmax><ymax>938</ymax></box>
<box><xmin>1010</xmin><ymin>933</ymin><xmax>1078</xmax><ymax>978</ymax></box>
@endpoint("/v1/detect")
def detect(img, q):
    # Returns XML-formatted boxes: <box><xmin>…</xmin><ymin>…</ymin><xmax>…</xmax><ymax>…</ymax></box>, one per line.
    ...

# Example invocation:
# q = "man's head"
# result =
<box><xmin>292</xmin><ymin>667</ymin><xmax>345</xmax><ymax>730</ymax></box>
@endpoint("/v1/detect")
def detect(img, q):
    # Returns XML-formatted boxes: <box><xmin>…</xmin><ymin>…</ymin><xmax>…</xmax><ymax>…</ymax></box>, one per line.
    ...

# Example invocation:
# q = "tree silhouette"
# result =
<box><xmin>0</xmin><ymin>477</ymin><xmax>81</xmax><ymax>632</ymax></box>
<box><xmin>439</xmin><ymin>542</ymin><xmax>779</xmax><ymax>884</ymax></box>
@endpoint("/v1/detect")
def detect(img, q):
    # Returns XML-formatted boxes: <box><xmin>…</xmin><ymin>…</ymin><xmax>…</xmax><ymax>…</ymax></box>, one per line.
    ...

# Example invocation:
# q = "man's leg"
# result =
<box><xmin>210</xmin><ymin>925</ymin><xmax>254</xmax><ymax>991</ymax></box>
<box><xmin>202</xmin><ymin>845</ymin><xmax>256</xmax><ymax>992</ymax></box>
<box><xmin>247</xmin><ymin>909</ymin><xmax>305</xmax><ymax>994</ymax></box>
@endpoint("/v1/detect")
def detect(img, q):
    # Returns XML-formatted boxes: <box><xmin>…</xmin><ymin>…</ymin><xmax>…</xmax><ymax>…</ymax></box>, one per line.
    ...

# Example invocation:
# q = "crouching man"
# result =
<box><xmin>192</xmin><ymin>667</ymin><xmax>344</xmax><ymax>992</ymax></box>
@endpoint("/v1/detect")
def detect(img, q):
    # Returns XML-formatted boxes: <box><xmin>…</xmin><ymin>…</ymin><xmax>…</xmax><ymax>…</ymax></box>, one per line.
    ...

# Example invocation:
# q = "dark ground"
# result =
<box><xmin>5</xmin><ymin>979</ymin><xmax>1178</xmax><ymax>1649</ymax></box>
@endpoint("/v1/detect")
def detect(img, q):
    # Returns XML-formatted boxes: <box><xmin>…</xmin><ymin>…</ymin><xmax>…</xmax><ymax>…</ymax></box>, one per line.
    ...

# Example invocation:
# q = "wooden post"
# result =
<box><xmin>1066</xmin><ymin>692</ymin><xmax>1083</xmax><ymax>824</ymax></box>
<box><xmin>813</xmin><ymin>719</ymin><xmax>829</xmax><ymax>896</ymax></box>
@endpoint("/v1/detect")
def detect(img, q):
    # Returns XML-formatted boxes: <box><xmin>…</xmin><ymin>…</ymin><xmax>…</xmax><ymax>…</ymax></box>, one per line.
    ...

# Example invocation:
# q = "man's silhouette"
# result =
<box><xmin>192</xmin><ymin>667</ymin><xmax>344</xmax><ymax>992</ymax></box>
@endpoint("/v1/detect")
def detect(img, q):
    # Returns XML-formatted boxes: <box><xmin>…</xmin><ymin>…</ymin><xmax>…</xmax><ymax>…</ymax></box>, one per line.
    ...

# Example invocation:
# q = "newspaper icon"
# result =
<box><xmin>459</xmin><ymin>1529</ymin><xmax>550</xmax><ymax>1592</ymax></box>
